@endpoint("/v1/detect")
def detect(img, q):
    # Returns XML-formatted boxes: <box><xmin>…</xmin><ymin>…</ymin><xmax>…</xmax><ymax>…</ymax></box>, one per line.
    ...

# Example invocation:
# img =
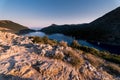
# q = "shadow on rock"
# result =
<box><xmin>0</xmin><ymin>74</ymin><xmax>32</xmax><ymax>80</ymax></box>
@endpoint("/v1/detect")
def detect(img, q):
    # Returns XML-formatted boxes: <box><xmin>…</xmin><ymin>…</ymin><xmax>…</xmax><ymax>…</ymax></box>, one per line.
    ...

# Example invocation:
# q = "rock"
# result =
<box><xmin>40</xmin><ymin>49</ymin><xmax>46</xmax><ymax>56</ymax></box>
<box><xmin>45</xmin><ymin>44</ymin><xmax>53</xmax><ymax>50</ymax></box>
<box><xmin>79</xmin><ymin>67</ymin><xmax>85</xmax><ymax>73</ymax></box>
<box><xmin>0</xmin><ymin>31</ymin><xmax>117</xmax><ymax>80</ymax></box>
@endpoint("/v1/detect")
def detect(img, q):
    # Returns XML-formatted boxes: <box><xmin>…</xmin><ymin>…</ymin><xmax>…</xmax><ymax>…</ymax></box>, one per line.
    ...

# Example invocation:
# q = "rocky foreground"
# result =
<box><xmin>0</xmin><ymin>31</ymin><xmax>119</xmax><ymax>80</ymax></box>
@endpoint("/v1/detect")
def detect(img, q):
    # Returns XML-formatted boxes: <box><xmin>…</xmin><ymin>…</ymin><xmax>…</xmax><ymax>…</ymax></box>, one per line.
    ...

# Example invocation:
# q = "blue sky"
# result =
<box><xmin>0</xmin><ymin>0</ymin><xmax>120</xmax><ymax>28</ymax></box>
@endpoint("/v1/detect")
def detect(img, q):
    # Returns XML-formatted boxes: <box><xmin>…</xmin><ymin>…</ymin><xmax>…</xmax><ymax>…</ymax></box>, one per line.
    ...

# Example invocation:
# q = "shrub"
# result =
<box><xmin>99</xmin><ymin>51</ymin><xmax>120</xmax><ymax>64</ymax></box>
<box><xmin>31</xmin><ymin>36</ymin><xmax>120</xmax><ymax>68</ymax></box>
<box><xmin>51</xmin><ymin>52</ymin><xmax>64</xmax><ymax>60</ymax></box>
<box><xmin>77</xmin><ymin>46</ymin><xmax>99</xmax><ymax>54</ymax></box>
<box><xmin>63</xmin><ymin>49</ymin><xmax>83</xmax><ymax>67</ymax></box>
<box><xmin>79</xmin><ymin>46</ymin><xmax>90</xmax><ymax>52</ymax></box>
<box><xmin>70</xmin><ymin>42</ymin><xmax>120</xmax><ymax>65</ymax></box>
<box><xmin>89</xmin><ymin>50</ymin><xmax>120</xmax><ymax>64</ymax></box>
<box><xmin>70</xmin><ymin>40</ymin><xmax>80</xmax><ymax>48</ymax></box>
<box><xmin>31</xmin><ymin>36</ymin><xmax>43</xmax><ymax>43</ymax></box>
<box><xmin>69</xmin><ymin>56</ymin><xmax>81</xmax><ymax>67</ymax></box>
<box><xmin>85</xmin><ymin>53</ymin><xmax>104</xmax><ymax>67</ymax></box>
<box><xmin>42</xmin><ymin>36</ymin><xmax>49</xmax><ymax>43</ymax></box>
<box><xmin>31</xmin><ymin>36</ymin><xmax>58</xmax><ymax>46</ymax></box>
<box><xmin>47</xmin><ymin>39</ymin><xmax>58</xmax><ymax>46</ymax></box>
<box><xmin>59</xmin><ymin>41</ymin><xmax>68</xmax><ymax>47</ymax></box>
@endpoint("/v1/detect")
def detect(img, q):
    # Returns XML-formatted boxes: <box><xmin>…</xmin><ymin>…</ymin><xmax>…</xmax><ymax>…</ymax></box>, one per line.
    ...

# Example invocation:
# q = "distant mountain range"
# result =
<box><xmin>41</xmin><ymin>7</ymin><xmax>120</xmax><ymax>45</ymax></box>
<box><xmin>0</xmin><ymin>7</ymin><xmax>120</xmax><ymax>45</ymax></box>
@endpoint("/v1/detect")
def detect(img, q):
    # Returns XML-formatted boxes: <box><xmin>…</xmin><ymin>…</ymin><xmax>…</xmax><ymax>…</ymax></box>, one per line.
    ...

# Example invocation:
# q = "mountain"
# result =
<box><xmin>0</xmin><ymin>31</ymin><xmax>120</xmax><ymax>80</ymax></box>
<box><xmin>85</xmin><ymin>7</ymin><xmax>120</xmax><ymax>44</ymax></box>
<box><xmin>41</xmin><ymin>7</ymin><xmax>120</xmax><ymax>45</ymax></box>
<box><xmin>40</xmin><ymin>24</ymin><xmax>88</xmax><ymax>37</ymax></box>
<box><xmin>0</xmin><ymin>20</ymin><xmax>29</xmax><ymax>33</ymax></box>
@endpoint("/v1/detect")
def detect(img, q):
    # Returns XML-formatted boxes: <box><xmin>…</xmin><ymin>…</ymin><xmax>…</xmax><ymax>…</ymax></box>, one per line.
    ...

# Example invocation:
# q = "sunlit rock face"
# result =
<box><xmin>0</xmin><ymin>31</ymin><xmax>118</xmax><ymax>80</ymax></box>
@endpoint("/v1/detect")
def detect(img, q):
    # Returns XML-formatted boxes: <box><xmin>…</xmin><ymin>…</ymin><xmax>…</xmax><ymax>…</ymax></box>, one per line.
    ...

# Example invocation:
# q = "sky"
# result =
<box><xmin>0</xmin><ymin>0</ymin><xmax>120</xmax><ymax>28</ymax></box>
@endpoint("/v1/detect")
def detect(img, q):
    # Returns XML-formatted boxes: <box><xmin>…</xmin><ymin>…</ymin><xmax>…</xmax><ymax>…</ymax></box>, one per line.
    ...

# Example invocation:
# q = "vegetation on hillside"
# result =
<box><xmin>30</xmin><ymin>36</ymin><xmax>83</xmax><ymax>67</ymax></box>
<box><xmin>70</xmin><ymin>40</ymin><xmax>120</xmax><ymax>65</ymax></box>
<box><xmin>30</xmin><ymin>36</ymin><xmax>58</xmax><ymax>46</ymax></box>
<box><xmin>31</xmin><ymin>36</ymin><xmax>120</xmax><ymax>76</ymax></box>
<box><xmin>31</xmin><ymin>36</ymin><xmax>120</xmax><ymax>65</ymax></box>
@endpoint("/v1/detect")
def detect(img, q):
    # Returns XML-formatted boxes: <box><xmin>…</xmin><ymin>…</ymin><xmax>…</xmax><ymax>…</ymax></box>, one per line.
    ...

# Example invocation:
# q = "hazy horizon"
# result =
<box><xmin>0</xmin><ymin>0</ymin><xmax>120</xmax><ymax>28</ymax></box>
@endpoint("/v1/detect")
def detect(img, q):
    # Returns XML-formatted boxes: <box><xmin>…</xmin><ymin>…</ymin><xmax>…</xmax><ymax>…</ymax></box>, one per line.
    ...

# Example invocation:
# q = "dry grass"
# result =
<box><xmin>31</xmin><ymin>36</ymin><xmax>58</xmax><ymax>46</ymax></box>
<box><xmin>70</xmin><ymin>40</ymin><xmax>80</xmax><ymax>48</ymax></box>
<box><xmin>59</xmin><ymin>41</ymin><xmax>68</xmax><ymax>47</ymax></box>
<box><xmin>85</xmin><ymin>53</ymin><xmax>120</xmax><ymax>77</ymax></box>
<box><xmin>71</xmin><ymin>41</ymin><xmax>120</xmax><ymax>65</ymax></box>
<box><xmin>85</xmin><ymin>53</ymin><xmax>104</xmax><ymax>67</ymax></box>
<box><xmin>63</xmin><ymin>49</ymin><xmax>84</xmax><ymax>67</ymax></box>
<box><xmin>49</xmin><ymin>52</ymin><xmax>64</xmax><ymax>60</ymax></box>
<box><xmin>31</xmin><ymin>36</ymin><xmax>120</xmax><ymax>76</ymax></box>
<box><xmin>104</xmin><ymin>63</ymin><xmax>120</xmax><ymax>76</ymax></box>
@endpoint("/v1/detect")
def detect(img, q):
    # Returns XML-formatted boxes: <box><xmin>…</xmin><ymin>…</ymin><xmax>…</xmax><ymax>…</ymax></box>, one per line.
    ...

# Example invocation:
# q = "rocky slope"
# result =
<box><xmin>0</xmin><ymin>31</ymin><xmax>119</xmax><ymax>80</ymax></box>
<box><xmin>0</xmin><ymin>20</ymin><xmax>29</xmax><ymax>33</ymax></box>
<box><xmin>41</xmin><ymin>7</ymin><xmax>120</xmax><ymax>45</ymax></box>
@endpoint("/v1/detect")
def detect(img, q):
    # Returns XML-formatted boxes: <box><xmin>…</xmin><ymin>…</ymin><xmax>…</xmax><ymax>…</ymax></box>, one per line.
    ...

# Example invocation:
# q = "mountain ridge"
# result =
<box><xmin>40</xmin><ymin>7</ymin><xmax>120</xmax><ymax>45</ymax></box>
<box><xmin>0</xmin><ymin>20</ymin><xmax>28</xmax><ymax>33</ymax></box>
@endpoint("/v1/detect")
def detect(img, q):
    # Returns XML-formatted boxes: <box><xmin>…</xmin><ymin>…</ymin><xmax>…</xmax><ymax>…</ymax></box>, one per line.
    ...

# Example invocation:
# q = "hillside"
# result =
<box><xmin>0</xmin><ymin>20</ymin><xmax>28</xmax><ymax>33</ymax></box>
<box><xmin>85</xmin><ymin>7</ymin><xmax>120</xmax><ymax>44</ymax></box>
<box><xmin>41</xmin><ymin>7</ymin><xmax>120</xmax><ymax>45</ymax></box>
<box><xmin>0</xmin><ymin>31</ymin><xmax>120</xmax><ymax>80</ymax></box>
